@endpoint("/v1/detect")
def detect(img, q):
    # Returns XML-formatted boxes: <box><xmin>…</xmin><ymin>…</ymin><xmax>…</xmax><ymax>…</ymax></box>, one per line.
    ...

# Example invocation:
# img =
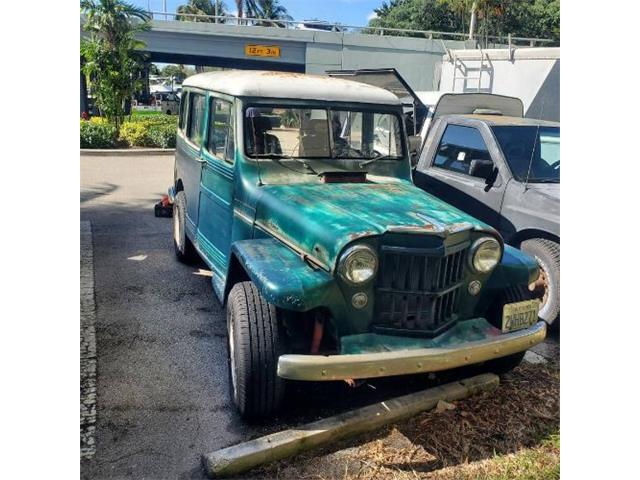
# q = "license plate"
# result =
<box><xmin>245</xmin><ymin>44</ymin><xmax>281</xmax><ymax>58</ymax></box>
<box><xmin>502</xmin><ymin>299</ymin><xmax>540</xmax><ymax>333</ymax></box>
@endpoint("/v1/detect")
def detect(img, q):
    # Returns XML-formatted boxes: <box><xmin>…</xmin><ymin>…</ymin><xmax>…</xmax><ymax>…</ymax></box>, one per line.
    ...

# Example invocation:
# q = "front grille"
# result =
<box><xmin>373</xmin><ymin>243</ymin><xmax>467</xmax><ymax>336</ymax></box>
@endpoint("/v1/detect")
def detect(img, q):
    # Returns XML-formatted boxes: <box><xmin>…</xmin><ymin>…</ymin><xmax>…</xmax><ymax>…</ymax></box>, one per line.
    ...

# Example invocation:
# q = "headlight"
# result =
<box><xmin>339</xmin><ymin>245</ymin><xmax>378</xmax><ymax>284</ymax></box>
<box><xmin>469</xmin><ymin>237</ymin><xmax>501</xmax><ymax>273</ymax></box>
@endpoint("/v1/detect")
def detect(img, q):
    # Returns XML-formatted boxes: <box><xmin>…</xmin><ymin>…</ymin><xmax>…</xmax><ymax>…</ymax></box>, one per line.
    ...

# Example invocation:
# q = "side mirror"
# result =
<box><xmin>408</xmin><ymin>135</ymin><xmax>422</xmax><ymax>168</ymax></box>
<box><xmin>469</xmin><ymin>159</ymin><xmax>497</xmax><ymax>183</ymax></box>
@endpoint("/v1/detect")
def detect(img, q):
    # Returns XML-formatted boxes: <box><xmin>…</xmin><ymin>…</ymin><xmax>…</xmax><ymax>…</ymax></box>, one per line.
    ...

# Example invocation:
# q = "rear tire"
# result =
<box><xmin>227</xmin><ymin>281</ymin><xmax>286</xmax><ymax>420</ymax></box>
<box><xmin>173</xmin><ymin>191</ymin><xmax>199</xmax><ymax>264</ymax></box>
<box><xmin>521</xmin><ymin>238</ymin><xmax>560</xmax><ymax>327</ymax></box>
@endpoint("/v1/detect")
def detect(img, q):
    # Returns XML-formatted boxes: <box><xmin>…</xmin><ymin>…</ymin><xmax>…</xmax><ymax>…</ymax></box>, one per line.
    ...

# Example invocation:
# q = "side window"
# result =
<box><xmin>187</xmin><ymin>93</ymin><xmax>205</xmax><ymax>146</ymax></box>
<box><xmin>433</xmin><ymin>124</ymin><xmax>491</xmax><ymax>175</ymax></box>
<box><xmin>178</xmin><ymin>92</ymin><xmax>189</xmax><ymax>131</ymax></box>
<box><xmin>206</xmin><ymin>98</ymin><xmax>235</xmax><ymax>163</ymax></box>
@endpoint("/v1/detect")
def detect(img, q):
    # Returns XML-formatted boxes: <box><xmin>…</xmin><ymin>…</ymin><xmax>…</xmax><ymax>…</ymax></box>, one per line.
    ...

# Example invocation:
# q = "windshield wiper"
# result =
<box><xmin>359</xmin><ymin>153</ymin><xmax>395</xmax><ymax>167</ymax></box>
<box><xmin>253</xmin><ymin>153</ymin><xmax>319</xmax><ymax>175</ymax></box>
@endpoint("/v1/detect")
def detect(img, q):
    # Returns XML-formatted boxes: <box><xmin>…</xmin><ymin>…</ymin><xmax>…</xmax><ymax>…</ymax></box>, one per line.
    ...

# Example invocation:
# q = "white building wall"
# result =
<box><xmin>438</xmin><ymin>48</ymin><xmax>560</xmax><ymax>121</ymax></box>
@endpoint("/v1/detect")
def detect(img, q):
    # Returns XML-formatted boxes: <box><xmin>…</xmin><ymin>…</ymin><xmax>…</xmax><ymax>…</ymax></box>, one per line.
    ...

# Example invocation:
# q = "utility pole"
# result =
<box><xmin>468</xmin><ymin>0</ymin><xmax>478</xmax><ymax>41</ymax></box>
<box><xmin>163</xmin><ymin>0</ymin><xmax>167</xmax><ymax>20</ymax></box>
<box><xmin>215</xmin><ymin>0</ymin><xmax>219</xmax><ymax>23</ymax></box>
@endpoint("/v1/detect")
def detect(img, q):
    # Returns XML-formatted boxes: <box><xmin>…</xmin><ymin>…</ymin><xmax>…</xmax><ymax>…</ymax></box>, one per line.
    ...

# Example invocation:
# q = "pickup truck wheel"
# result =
<box><xmin>173</xmin><ymin>191</ymin><xmax>199</xmax><ymax>264</ymax></box>
<box><xmin>227</xmin><ymin>281</ymin><xmax>285</xmax><ymax>420</ymax></box>
<box><xmin>521</xmin><ymin>238</ymin><xmax>560</xmax><ymax>327</ymax></box>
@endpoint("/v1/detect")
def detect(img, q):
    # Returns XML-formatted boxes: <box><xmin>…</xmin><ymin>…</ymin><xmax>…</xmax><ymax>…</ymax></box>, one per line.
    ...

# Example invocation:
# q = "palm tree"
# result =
<box><xmin>253</xmin><ymin>0</ymin><xmax>292</xmax><ymax>27</ymax></box>
<box><xmin>81</xmin><ymin>0</ymin><xmax>150</xmax><ymax>47</ymax></box>
<box><xmin>176</xmin><ymin>0</ymin><xmax>228</xmax><ymax>23</ymax></box>
<box><xmin>80</xmin><ymin>0</ymin><xmax>151</xmax><ymax>127</ymax></box>
<box><xmin>234</xmin><ymin>0</ymin><xmax>260</xmax><ymax>24</ymax></box>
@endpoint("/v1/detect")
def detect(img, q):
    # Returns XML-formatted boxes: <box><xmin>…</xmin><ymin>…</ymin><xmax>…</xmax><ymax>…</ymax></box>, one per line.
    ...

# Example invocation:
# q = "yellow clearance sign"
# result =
<box><xmin>245</xmin><ymin>44</ymin><xmax>281</xmax><ymax>58</ymax></box>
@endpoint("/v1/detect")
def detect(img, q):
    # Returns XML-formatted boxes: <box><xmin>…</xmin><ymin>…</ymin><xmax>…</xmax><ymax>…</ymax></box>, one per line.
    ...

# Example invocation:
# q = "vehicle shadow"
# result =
<box><xmin>80</xmin><ymin>182</ymin><xmax>119</xmax><ymax>203</ymax></box>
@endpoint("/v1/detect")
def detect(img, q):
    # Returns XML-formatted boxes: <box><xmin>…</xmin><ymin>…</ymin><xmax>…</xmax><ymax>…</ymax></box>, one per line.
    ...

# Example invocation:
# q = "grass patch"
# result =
<box><xmin>130</xmin><ymin>110</ymin><xmax>164</xmax><ymax>118</ymax></box>
<box><xmin>438</xmin><ymin>430</ymin><xmax>560</xmax><ymax>480</ymax></box>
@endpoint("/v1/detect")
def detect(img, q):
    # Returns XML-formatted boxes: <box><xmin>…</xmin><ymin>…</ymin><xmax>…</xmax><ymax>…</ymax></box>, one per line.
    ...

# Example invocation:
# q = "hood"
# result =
<box><xmin>254</xmin><ymin>181</ymin><xmax>495</xmax><ymax>270</ymax></box>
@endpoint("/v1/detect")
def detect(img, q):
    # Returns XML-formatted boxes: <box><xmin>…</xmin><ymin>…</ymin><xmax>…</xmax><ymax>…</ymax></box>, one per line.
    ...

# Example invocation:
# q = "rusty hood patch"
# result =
<box><xmin>254</xmin><ymin>180</ymin><xmax>495</xmax><ymax>269</ymax></box>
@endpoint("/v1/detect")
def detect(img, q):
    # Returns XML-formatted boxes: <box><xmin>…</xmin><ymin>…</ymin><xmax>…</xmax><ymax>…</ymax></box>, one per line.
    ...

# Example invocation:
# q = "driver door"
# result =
<box><xmin>414</xmin><ymin>122</ymin><xmax>504</xmax><ymax>229</ymax></box>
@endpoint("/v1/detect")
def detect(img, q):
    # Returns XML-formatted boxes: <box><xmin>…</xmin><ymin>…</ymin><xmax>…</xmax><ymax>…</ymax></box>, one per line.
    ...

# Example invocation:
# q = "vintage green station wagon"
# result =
<box><xmin>169</xmin><ymin>71</ymin><xmax>546</xmax><ymax>419</ymax></box>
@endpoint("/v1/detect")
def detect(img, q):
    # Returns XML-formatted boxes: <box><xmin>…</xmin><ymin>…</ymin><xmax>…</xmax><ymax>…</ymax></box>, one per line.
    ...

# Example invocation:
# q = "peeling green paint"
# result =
<box><xmin>254</xmin><ymin>180</ymin><xmax>496</xmax><ymax>272</ymax></box>
<box><xmin>341</xmin><ymin>317</ymin><xmax>502</xmax><ymax>354</ymax></box>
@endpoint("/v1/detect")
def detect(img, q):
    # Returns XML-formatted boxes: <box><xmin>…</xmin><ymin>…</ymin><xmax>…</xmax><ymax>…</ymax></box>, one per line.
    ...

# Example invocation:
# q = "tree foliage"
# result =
<box><xmin>160</xmin><ymin>64</ymin><xmax>195</xmax><ymax>82</ymax></box>
<box><xmin>370</xmin><ymin>0</ymin><xmax>559</xmax><ymax>43</ymax></box>
<box><xmin>176</xmin><ymin>0</ymin><xmax>228</xmax><ymax>22</ymax></box>
<box><xmin>253</xmin><ymin>0</ymin><xmax>293</xmax><ymax>27</ymax></box>
<box><xmin>80</xmin><ymin>0</ymin><xmax>151</xmax><ymax>128</ymax></box>
<box><xmin>176</xmin><ymin>0</ymin><xmax>291</xmax><ymax>26</ymax></box>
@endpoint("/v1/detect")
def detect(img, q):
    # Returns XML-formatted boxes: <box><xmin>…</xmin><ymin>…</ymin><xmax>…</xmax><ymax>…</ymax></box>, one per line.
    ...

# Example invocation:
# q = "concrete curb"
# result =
<box><xmin>80</xmin><ymin>221</ymin><xmax>97</xmax><ymax>459</ymax></box>
<box><xmin>80</xmin><ymin>148</ymin><xmax>175</xmax><ymax>156</ymax></box>
<box><xmin>202</xmin><ymin>373</ymin><xmax>499</xmax><ymax>478</ymax></box>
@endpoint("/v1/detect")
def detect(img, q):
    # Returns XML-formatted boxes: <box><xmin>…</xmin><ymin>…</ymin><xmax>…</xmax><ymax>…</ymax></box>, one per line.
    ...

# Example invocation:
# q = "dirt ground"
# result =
<box><xmin>247</xmin><ymin>359</ymin><xmax>560</xmax><ymax>480</ymax></box>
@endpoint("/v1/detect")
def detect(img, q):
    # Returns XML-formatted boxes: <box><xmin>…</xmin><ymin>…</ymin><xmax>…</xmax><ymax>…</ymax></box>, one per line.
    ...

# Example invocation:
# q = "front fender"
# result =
<box><xmin>230</xmin><ymin>238</ymin><xmax>338</xmax><ymax>311</ymax></box>
<box><xmin>488</xmin><ymin>244</ymin><xmax>539</xmax><ymax>290</ymax></box>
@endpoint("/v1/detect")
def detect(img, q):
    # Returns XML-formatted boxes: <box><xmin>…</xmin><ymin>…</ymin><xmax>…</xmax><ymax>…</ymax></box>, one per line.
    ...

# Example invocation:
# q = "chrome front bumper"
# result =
<box><xmin>277</xmin><ymin>321</ymin><xmax>547</xmax><ymax>381</ymax></box>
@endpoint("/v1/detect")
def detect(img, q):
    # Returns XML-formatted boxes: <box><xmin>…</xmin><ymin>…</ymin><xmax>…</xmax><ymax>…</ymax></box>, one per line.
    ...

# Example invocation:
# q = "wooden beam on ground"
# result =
<box><xmin>202</xmin><ymin>373</ymin><xmax>499</xmax><ymax>478</ymax></box>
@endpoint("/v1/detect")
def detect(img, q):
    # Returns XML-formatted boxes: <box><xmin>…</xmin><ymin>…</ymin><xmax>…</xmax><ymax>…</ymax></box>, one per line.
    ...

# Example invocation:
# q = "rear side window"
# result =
<box><xmin>206</xmin><ymin>98</ymin><xmax>235</xmax><ymax>163</ymax></box>
<box><xmin>179</xmin><ymin>92</ymin><xmax>189</xmax><ymax>131</ymax></box>
<box><xmin>187</xmin><ymin>93</ymin><xmax>205</xmax><ymax>146</ymax></box>
<box><xmin>433</xmin><ymin>124</ymin><xmax>491</xmax><ymax>175</ymax></box>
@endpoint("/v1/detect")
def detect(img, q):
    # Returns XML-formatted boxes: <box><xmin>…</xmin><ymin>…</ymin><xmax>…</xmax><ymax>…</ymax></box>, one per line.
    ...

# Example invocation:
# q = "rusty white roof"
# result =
<box><xmin>182</xmin><ymin>70</ymin><xmax>402</xmax><ymax>105</ymax></box>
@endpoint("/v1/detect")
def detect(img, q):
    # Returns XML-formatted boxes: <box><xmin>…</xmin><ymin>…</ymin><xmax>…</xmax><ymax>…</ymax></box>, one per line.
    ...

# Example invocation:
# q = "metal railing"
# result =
<box><xmin>147</xmin><ymin>10</ymin><xmax>555</xmax><ymax>47</ymax></box>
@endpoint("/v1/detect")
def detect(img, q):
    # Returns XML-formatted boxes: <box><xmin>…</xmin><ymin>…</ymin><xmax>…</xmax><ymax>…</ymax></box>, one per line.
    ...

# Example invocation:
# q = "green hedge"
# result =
<box><xmin>80</xmin><ymin>120</ymin><xmax>118</xmax><ymax>148</ymax></box>
<box><xmin>80</xmin><ymin>114</ymin><xmax>178</xmax><ymax>149</ymax></box>
<box><xmin>119</xmin><ymin>116</ymin><xmax>178</xmax><ymax>148</ymax></box>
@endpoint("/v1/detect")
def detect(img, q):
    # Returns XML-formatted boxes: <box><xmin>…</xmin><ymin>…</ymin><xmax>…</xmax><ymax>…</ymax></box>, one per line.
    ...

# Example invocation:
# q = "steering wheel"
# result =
<box><xmin>550</xmin><ymin>160</ymin><xmax>560</xmax><ymax>170</ymax></box>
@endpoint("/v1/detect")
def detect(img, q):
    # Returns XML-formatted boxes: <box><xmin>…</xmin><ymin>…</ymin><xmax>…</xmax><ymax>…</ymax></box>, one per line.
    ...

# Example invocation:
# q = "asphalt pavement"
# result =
<box><xmin>81</xmin><ymin>154</ymin><xmax>252</xmax><ymax>479</ymax></box>
<box><xmin>80</xmin><ymin>153</ymin><xmax>559</xmax><ymax>479</ymax></box>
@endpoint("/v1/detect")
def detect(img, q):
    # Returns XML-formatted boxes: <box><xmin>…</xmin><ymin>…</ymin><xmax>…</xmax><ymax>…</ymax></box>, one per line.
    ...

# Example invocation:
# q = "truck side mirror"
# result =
<box><xmin>469</xmin><ymin>159</ymin><xmax>497</xmax><ymax>183</ymax></box>
<box><xmin>408</xmin><ymin>135</ymin><xmax>422</xmax><ymax>168</ymax></box>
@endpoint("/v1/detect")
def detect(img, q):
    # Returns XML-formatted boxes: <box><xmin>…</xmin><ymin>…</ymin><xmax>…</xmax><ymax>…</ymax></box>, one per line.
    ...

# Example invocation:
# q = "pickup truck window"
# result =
<box><xmin>492</xmin><ymin>126</ymin><xmax>560</xmax><ymax>183</ymax></box>
<box><xmin>433</xmin><ymin>124</ymin><xmax>492</xmax><ymax>175</ymax></box>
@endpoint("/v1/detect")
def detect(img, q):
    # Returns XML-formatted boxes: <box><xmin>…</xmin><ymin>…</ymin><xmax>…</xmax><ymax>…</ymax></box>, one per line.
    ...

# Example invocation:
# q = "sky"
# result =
<box><xmin>133</xmin><ymin>0</ymin><xmax>380</xmax><ymax>26</ymax></box>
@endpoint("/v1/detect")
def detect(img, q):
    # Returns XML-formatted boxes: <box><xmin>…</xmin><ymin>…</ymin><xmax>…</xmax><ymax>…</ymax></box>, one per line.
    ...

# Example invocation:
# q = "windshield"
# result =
<box><xmin>244</xmin><ymin>105</ymin><xmax>404</xmax><ymax>161</ymax></box>
<box><xmin>492</xmin><ymin>125</ymin><xmax>560</xmax><ymax>183</ymax></box>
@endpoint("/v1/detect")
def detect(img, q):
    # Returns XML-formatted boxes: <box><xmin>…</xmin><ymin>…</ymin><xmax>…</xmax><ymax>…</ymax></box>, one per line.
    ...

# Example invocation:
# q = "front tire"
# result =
<box><xmin>227</xmin><ymin>282</ymin><xmax>286</xmax><ymax>420</ymax></box>
<box><xmin>172</xmin><ymin>191</ymin><xmax>199</xmax><ymax>264</ymax></box>
<box><xmin>521</xmin><ymin>238</ymin><xmax>560</xmax><ymax>327</ymax></box>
